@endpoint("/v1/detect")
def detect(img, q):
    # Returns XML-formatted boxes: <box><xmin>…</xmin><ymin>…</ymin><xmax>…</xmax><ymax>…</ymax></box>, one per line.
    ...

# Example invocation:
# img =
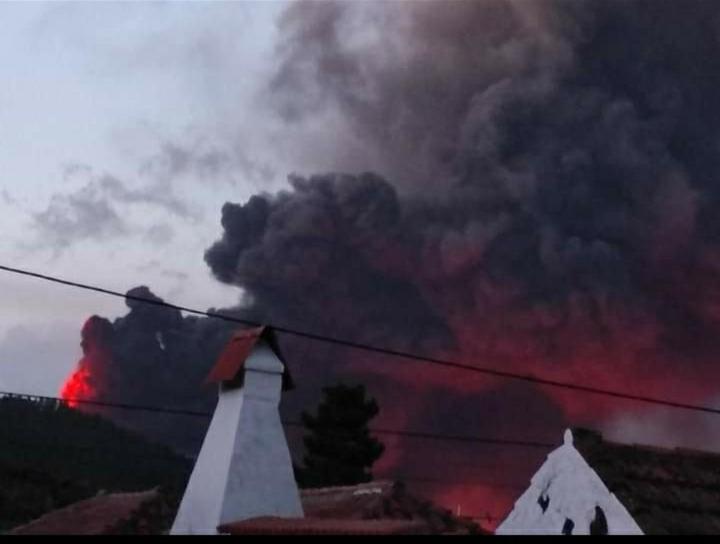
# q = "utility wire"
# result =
<box><xmin>0</xmin><ymin>434</ymin><xmax>528</xmax><ymax>495</ymax></box>
<box><xmin>0</xmin><ymin>391</ymin><xmax>556</xmax><ymax>449</ymax></box>
<box><xmin>0</xmin><ymin>264</ymin><xmax>259</xmax><ymax>326</ymax></box>
<box><xmin>0</xmin><ymin>390</ymin><xmax>211</xmax><ymax>417</ymax></box>
<box><xmin>0</xmin><ymin>431</ymin><xmax>527</xmax><ymax>490</ymax></box>
<box><xmin>0</xmin><ymin>392</ymin><xmax>542</xmax><ymax>492</ymax></box>
<box><xmin>2</xmin><ymin>263</ymin><xmax>718</xmax><ymax>415</ymax></box>
<box><xmin>353</xmin><ymin>426</ymin><xmax>553</xmax><ymax>449</ymax></box>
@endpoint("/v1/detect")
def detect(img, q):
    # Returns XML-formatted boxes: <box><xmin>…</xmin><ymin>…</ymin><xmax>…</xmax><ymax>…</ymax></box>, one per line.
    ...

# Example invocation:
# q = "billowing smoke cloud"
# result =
<box><xmin>220</xmin><ymin>0</ymin><xmax>720</xmax><ymax>401</ymax></box>
<box><xmin>63</xmin><ymin>0</ymin><xmax>720</xmax><ymax>526</ymax></box>
<box><xmin>204</xmin><ymin>0</ymin><xmax>720</xmax><ymax>522</ymax></box>
<box><xmin>61</xmin><ymin>288</ymin><xmax>240</xmax><ymax>453</ymax></box>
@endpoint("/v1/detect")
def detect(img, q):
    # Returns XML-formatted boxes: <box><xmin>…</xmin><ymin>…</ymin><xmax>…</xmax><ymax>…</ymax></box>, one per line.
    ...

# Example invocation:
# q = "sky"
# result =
<box><xmin>0</xmin><ymin>1</ymin><xmax>295</xmax><ymax>395</ymax></box>
<box><xmin>1</xmin><ymin>0</ymin><xmax>381</xmax><ymax>398</ymax></box>
<box><xmin>5</xmin><ymin>0</ymin><xmax>720</xmax><ymax>524</ymax></box>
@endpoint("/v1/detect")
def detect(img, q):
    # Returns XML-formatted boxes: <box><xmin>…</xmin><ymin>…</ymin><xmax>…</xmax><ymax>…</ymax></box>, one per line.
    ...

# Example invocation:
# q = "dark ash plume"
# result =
<box><xmin>65</xmin><ymin>0</ymin><xmax>720</xmax><ymax>525</ymax></box>
<box><xmin>240</xmin><ymin>0</ymin><xmax>720</xmax><ymax>384</ymax></box>
<box><xmin>203</xmin><ymin>0</ymin><xmax>720</xmax><ymax>520</ymax></box>
<box><xmin>64</xmin><ymin>288</ymin><xmax>239</xmax><ymax>453</ymax></box>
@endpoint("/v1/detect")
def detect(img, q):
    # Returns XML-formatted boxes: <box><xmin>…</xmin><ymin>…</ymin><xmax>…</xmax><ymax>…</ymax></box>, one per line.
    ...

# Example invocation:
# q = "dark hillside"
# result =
<box><xmin>0</xmin><ymin>396</ymin><xmax>191</xmax><ymax>531</ymax></box>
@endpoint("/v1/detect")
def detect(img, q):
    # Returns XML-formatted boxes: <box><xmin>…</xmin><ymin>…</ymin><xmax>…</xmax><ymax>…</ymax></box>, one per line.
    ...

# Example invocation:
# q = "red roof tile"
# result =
<box><xmin>205</xmin><ymin>326</ymin><xmax>265</xmax><ymax>384</ymax></box>
<box><xmin>298</xmin><ymin>481</ymin><xmax>485</xmax><ymax>535</ymax></box>
<box><xmin>205</xmin><ymin>326</ymin><xmax>294</xmax><ymax>390</ymax></box>
<box><xmin>8</xmin><ymin>489</ymin><xmax>163</xmax><ymax>535</ymax></box>
<box><xmin>217</xmin><ymin>516</ymin><xmax>430</xmax><ymax>535</ymax></box>
<box><xmin>216</xmin><ymin>482</ymin><xmax>483</xmax><ymax>535</ymax></box>
<box><xmin>8</xmin><ymin>482</ymin><xmax>485</xmax><ymax>535</ymax></box>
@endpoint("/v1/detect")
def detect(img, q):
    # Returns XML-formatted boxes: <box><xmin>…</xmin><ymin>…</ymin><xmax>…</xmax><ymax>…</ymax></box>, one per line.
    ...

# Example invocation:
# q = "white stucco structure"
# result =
<box><xmin>170</xmin><ymin>341</ymin><xmax>303</xmax><ymax>535</ymax></box>
<box><xmin>496</xmin><ymin>429</ymin><xmax>643</xmax><ymax>535</ymax></box>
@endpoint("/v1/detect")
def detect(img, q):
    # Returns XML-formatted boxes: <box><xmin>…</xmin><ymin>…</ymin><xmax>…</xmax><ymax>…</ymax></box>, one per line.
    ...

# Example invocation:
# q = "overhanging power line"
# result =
<box><xmin>0</xmin><ymin>391</ymin><xmax>556</xmax><ymax>450</ymax></box>
<box><xmin>2</xmin><ymin>263</ymin><xmax>719</xmax><ymax>416</ymax></box>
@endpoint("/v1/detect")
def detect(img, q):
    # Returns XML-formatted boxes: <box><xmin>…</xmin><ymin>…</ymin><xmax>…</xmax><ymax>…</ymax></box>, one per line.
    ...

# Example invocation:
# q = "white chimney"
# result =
<box><xmin>170</xmin><ymin>326</ymin><xmax>303</xmax><ymax>535</ymax></box>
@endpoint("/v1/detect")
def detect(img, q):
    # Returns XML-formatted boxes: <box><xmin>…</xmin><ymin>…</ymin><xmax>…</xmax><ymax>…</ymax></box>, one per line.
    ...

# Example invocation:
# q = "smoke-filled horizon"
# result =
<box><xmin>208</xmin><ymin>0</ymin><xmax>720</xmax><ymax>426</ymax></box>
<box><xmin>59</xmin><ymin>0</ymin><xmax>720</xmax><ymax>526</ymax></box>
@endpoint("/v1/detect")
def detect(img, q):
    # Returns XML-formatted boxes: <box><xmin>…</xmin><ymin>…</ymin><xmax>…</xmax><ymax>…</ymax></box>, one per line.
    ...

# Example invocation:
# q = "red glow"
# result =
<box><xmin>60</xmin><ymin>366</ymin><xmax>94</xmax><ymax>408</ymax></box>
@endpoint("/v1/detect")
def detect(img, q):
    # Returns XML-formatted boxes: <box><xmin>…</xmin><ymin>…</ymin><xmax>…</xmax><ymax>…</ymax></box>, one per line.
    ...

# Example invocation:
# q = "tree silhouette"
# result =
<box><xmin>297</xmin><ymin>383</ymin><xmax>384</xmax><ymax>488</ymax></box>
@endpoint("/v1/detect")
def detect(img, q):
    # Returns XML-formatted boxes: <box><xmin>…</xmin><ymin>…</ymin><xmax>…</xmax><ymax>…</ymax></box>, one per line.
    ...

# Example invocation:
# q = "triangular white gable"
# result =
<box><xmin>496</xmin><ymin>429</ymin><xmax>643</xmax><ymax>535</ymax></box>
<box><xmin>170</xmin><ymin>343</ymin><xmax>303</xmax><ymax>534</ymax></box>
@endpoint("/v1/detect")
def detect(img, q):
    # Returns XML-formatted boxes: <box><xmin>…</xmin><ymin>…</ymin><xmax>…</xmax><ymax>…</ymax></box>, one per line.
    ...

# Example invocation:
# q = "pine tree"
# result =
<box><xmin>297</xmin><ymin>383</ymin><xmax>385</xmax><ymax>488</ymax></box>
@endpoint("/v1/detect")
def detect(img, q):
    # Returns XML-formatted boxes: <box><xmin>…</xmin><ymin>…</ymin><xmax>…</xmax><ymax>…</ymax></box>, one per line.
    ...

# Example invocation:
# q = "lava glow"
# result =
<box><xmin>60</xmin><ymin>366</ymin><xmax>94</xmax><ymax>408</ymax></box>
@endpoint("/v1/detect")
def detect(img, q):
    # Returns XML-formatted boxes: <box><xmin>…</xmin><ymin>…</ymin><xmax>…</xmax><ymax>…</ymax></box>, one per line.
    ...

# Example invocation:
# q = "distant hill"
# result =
<box><xmin>0</xmin><ymin>395</ymin><xmax>192</xmax><ymax>532</ymax></box>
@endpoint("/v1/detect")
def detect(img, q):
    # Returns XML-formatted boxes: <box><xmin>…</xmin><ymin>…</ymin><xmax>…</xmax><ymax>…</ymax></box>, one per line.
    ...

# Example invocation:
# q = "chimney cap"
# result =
<box><xmin>205</xmin><ymin>326</ymin><xmax>294</xmax><ymax>390</ymax></box>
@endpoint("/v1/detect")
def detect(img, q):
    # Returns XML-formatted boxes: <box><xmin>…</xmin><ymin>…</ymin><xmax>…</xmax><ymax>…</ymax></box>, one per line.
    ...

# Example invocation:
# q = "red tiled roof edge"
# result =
<box><xmin>205</xmin><ymin>326</ymin><xmax>265</xmax><ymax>384</ymax></box>
<box><xmin>204</xmin><ymin>326</ymin><xmax>294</xmax><ymax>390</ymax></box>
<box><xmin>217</xmin><ymin>516</ymin><xmax>431</xmax><ymax>535</ymax></box>
<box><xmin>7</xmin><ymin>489</ymin><xmax>161</xmax><ymax>535</ymax></box>
<box><xmin>299</xmin><ymin>480</ymin><xmax>395</xmax><ymax>496</ymax></box>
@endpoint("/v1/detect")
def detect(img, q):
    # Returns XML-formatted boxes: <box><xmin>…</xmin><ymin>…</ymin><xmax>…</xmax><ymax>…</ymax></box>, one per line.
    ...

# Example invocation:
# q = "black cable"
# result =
<box><xmin>351</xmin><ymin>426</ymin><xmax>554</xmax><ymax>449</ymax></box>
<box><xmin>0</xmin><ymin>390</ymin><xmax>212</xmax><ymax>418</ymax></box>
<box><xmin>0</xmin><ymin>391</ymin><xmax>555</xmax><ymax>449</ymax></box>
<box><xmin>2</xmin><ymin>263</ymin><xmax>719</xmax><ymax>416</ymax></box>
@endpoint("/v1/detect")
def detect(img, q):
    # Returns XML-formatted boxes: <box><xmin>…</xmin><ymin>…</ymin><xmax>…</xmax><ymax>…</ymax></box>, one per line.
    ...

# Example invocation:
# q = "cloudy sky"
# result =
<box><xmin>4</xmin><ymin>0</ymin><xmax>720</xmax><ymax>442</ymax></box>
<box><xmin>0</xmin><ymin>1</ymin><xmax>300</xmax><ymax>395</ymax></box>
<box><xmin>7</xmin><ymin>0</ymin><xmax>720</xmax><ymax>523</ymax></box>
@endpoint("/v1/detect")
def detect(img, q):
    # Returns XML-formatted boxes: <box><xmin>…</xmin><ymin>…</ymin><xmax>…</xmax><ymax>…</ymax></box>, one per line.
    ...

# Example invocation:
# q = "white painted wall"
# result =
<box><xmin>496</xmin><ymin>429</ymin><xmax>643</xmax><ymax>535</ymax></box>
<box><xmin>170</xmin><ymin>385</ymin><xmax>243</xmax><ymax>534</ymax></box>
<box><xmin>170</xmin><ymin>343</ymin><xmax>303</xmax><ymax>535</ymax></box>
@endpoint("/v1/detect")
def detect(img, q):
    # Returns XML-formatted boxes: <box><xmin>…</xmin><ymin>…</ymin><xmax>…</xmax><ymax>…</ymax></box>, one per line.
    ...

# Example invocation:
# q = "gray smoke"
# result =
<box><xmin>67</xmin><ymin>0</ymin><xmax>720</xmax><ymax>522</ymax></box>
<box><xmin>208</xmin><ymin>0</ymin><xmax>720</xmax><ymax>393</ymax></box>
<box><xmin>201</xmin><ymin>0</ymin><xmax>720</xmax><ymax>518</ymax></box>
<box><xmin>69</xmin><ymin>289</ymin><xmax>240</xmax><ymax>453</ymax></box>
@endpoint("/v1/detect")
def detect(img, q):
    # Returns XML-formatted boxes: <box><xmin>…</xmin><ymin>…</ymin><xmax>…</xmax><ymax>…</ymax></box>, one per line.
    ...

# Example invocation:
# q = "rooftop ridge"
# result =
<box><xmin>9</xmin><ymin>488</ymin><xmax>161</xmax><ymax>535</ymax></box>
<box><xmin>217</xmin><ymin>516</ymin><xmax>431</xmax><ymax>535</ymax></box>
<box><xmin>300</xmin><ymin>480</ymin><xmax>395</xmax><ymax>496</ymax></box>
<box><xmin>572</xmin><ymin>427</ymin><xmax>720</xmax><ymax>459</ymax></box>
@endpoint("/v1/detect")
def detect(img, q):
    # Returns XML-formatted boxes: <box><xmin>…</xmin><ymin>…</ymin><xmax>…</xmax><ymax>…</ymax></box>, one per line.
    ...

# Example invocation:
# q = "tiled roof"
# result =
<box><xmin>9</xmin><ymin>481</ymin><xmax>484</xmax><ymax>535</ymax></box>
<box><xmin>298</xmin><ymin>480</ymin><xmax>483</xmax><ymax>534</ymax></box>
<box><xmin>7</xmin><ymin>489</ymin><xmax>169</xmax><ymax>535</ymax></box>
<box><xmin>573</xmin><ymin>427</ymin><xmax>720</xmax><ymax>535</ymax></box>
<box><xmin>218</xmin><ymin>516</ymin><xmax>429</xmax><ymax>535</ymax></box>
<box><xmin>205</xmin><ymin>326</ymin><xmax>294</xmax><ymax>390</ymax></box>
<box><xmin>300</xmin><ymin>480</ymin><xmax>395</xmax><ymax>519</ymax></box>
<box><xmin>218</xmin><ymin>481</ymin><xmax>484</xmax><ymax>535</ymax></box>
<box><xmin>218</xmin><ymin>478</ymin><xmax>487</xmax><ymax>535</ymax></box>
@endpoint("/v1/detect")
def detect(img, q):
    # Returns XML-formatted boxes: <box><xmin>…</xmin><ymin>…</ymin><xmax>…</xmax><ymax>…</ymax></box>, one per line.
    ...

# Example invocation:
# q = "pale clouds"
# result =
<box><xmin>139</xmin><ymin>140</ymin><xmax>276</xmax><ymax>190</ymax></box>
<box><xmin>1</xmin><ymin>190</ymin><xmax>15</xmax><ymax>205</ymax></box>
<box><xmin>30</xmin><ymin>165</ymin><xmax>193</xmax><ymax>251</ymax></box>
<box><xmin>0</xmin><ymin>1</ymin><xmax>284</xmax><ymax>394</ymax></box>
<box><xmin>33</xmin><ymin>181</ymin><xmax>128</xmax><ymax>248</ymax></box>
<box><xmin>99</xmin><ymin>173</ymin><xmax>192</xmax><ymax>218</ymax></box>
<box><xmin>0</xmin><ymin>321</ymin><xmax>81</xmax><ymax>397</ymax></box>
<box><xmin>144</xmin><ymin>223</ymin><xmax>175</xmax><ymax>246</ymax></box>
